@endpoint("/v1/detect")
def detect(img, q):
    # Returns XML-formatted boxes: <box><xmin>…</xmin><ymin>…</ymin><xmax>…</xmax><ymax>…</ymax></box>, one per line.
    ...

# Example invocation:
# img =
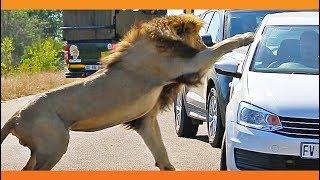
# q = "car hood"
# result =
<box><xmin>246</xmin><ymin>72</ymin><xmax>319</xmax><ymax>119</ymax></box>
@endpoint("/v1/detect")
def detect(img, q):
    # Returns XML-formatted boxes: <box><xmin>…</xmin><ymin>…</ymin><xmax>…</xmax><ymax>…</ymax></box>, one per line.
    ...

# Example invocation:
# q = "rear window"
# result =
<box><xmin>225</xmin><ymin>11</ymin><xmax>283</xmax><ymax>38</ymax></box>
<box><xmin>62</xmin><ymin>10</ymin><xmax>114</xmax><ymax>40</ymax></box>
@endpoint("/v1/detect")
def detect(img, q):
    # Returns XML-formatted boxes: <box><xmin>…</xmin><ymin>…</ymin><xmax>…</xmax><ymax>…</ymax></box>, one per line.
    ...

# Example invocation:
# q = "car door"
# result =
<box><xmin>185</xmin><ymin>11</ymin><xmax>223</xmax><ymax>119</ymax></box>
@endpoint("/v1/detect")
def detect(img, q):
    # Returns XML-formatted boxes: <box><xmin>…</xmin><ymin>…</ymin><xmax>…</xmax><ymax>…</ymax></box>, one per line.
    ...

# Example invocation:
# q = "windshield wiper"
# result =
<box><xmin>290</xmin><ymin>72</ymin><xmax>319</xmax><ymax>75</ymax></box>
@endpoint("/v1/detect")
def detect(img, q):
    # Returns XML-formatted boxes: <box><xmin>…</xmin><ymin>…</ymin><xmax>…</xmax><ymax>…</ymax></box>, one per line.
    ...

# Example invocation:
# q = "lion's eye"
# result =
<box><xmin>175</xmin><ymin>25</ymin><xmax>186</xmax><ymax>36</ymax></box>
<box><xmin>176</xmin><ymin>27</ymin><xmax>184</xmax><ymax>36</ymax></box>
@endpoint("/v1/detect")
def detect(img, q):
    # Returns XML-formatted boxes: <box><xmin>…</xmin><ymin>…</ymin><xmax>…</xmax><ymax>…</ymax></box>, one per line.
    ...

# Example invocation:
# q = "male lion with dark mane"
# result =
<box><xmin>1</xmin><ymin>14</ymin><xmax>254</xmax><ymax>170</ymax></box>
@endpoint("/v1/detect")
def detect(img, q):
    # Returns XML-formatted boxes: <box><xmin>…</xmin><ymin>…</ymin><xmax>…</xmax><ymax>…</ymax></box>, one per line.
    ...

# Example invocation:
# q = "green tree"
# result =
<box><xmin>1</xmin><ymin>10</ymin><xmax>63</xmax><ymax>64</ymax></box>
<box><xmin>27</xmin><ymin>10</ymin><xmax>63</xmax><ymax>39</ymax></box>
<box><xmin>1</xmin><ymin>10</ymin><xmax>44</xmax><ymax>63</ymax></box>
<box><xmin>19</xmin><ymin>38</ymin><xmax>63</xmax><ymax>73</ymax></box>
<box><xmin>1</xmin><ymin>37</ymin><xmax>15</xmax><ymax>75</ymax></box>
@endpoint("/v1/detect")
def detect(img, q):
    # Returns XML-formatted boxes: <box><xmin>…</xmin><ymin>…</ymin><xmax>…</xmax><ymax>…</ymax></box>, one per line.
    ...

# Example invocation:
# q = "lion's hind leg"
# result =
<box><xmin>32</xmin><ymin>151</ymin><xmax>67</xmax><ymax>170</ymax></box>
<box><xmin>20</xmin><ymin>138</ymin><xmax>69</xmax><ymax>170</ymax></box>
<box><xmin>31</xmin><ymin>127</ymin><xmax>70</xmax><ymax>170</ymax></box>
<box><xmin>21</xmin><ymin>131</ymin><xmax>70</xmax><ymax>170</ymax></box>
<box><xmin>16</xmin><ymin>114</ymin><xmax>70</xmax><ymax>170</ymax></box>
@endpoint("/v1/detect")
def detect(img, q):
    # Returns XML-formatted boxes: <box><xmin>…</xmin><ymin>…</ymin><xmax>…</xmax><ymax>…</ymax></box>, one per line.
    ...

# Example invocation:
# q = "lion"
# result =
<box><xmin>1</xmin><ymin>14</ymin><xmax>254</xmax><ymax>170</ymax></box>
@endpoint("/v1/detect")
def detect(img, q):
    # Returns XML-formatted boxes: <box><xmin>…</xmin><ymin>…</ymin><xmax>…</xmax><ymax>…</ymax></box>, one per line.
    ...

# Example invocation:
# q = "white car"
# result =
<box><xmin>215</xmin><ymin>12</ymin><xmax>319</xmax><ymax>170</ymax></box>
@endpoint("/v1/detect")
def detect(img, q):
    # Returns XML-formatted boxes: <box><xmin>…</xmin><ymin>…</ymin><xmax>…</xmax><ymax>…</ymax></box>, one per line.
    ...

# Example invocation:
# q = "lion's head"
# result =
<box><xmin>100</xmin><ymin>14</ymin><xmax>207</xmax><ymax>110</ymax></box>
<box><xmin>101</xmin><ymin>14</ymin><xmax>206</xmax><ymax>68</ymax></box>
<box><xmin>140</xmin><ymin>14</ymin><xmax>206</xmax><ymax>56</ymax></box>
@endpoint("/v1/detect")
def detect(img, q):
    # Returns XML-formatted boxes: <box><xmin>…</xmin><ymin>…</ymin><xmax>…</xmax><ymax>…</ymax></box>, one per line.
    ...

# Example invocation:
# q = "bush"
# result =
<box><xmin>1</xmin><ymin>11</ymin><xmax>45</xmax><ymax>62</ymax></box>
<box><xmin>19</xmin><ymin>38</ymin><xmax>63</xmax><ymax>73</ymax></box>
<box><xmin>1</xmin><ymin>37</ymin><xmax>15</xmax><ymax>75</ymax></box>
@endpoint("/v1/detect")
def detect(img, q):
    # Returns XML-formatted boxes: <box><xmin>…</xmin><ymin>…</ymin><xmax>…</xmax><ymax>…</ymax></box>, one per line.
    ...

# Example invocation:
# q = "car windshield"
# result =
<box><xmin>225</xmin><ymin>10</ymin><xmax>282</xmax><ymax>38</ymax></box>
<box><xmin>250</xmin><ymin>25</ymin><xmax>319</xmax><ymax>75</ymax></box>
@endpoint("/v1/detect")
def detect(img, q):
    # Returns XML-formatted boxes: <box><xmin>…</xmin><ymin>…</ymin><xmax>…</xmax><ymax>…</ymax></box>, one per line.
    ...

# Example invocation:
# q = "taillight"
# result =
<box><xmin>63</xmin><ymin>42</ymin><xmax>70</xmax><ymax>64</ymax></box>
<box><xmin>111</xmin><ymin>43</ymin><xmax>117</xmax><ymax>50</ymax></box>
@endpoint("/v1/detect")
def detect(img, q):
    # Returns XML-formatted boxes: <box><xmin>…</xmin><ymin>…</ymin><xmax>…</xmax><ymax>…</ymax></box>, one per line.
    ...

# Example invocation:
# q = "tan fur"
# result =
<box><xmin>103</xmin><ymin>15</ymin><xmax>206</xmax><ymax>114</ymax></box>
<box><xmin>102</xmin><ymin>14</ymin><xmax>205</xmax><ymax>68</ymax></box>
<box><xmin>1</xmin><ymin>14</ymin><xmax>254</xmax><ymax>171</ymax></box>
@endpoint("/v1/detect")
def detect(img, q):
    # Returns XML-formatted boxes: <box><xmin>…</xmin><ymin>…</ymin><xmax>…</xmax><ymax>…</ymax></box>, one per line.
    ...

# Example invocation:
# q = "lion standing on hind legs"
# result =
<box><xmin>1</xmin><ymin>14</ymin><xmax>254</xmax><ymax>170</ymax></box>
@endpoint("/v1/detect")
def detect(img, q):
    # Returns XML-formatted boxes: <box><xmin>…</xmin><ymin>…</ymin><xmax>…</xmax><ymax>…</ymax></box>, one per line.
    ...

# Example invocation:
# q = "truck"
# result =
<box><xmin>62</xmin><ymin>10</ymin><xmax>167</xmax><ymax>78</ymax></box>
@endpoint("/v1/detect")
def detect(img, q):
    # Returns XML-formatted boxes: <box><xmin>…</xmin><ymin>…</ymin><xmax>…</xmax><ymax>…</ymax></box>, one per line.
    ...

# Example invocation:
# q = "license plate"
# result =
<box><xmin>85</xmin><ymin>65</ymin><xmax>100</xmax><ymax>70</ymax></box>
<box><xmin>69</xmin><ymin>59</ymin><xmax>81</xmax><ymax>63</ymax></box>
<box><xmin>300</xmin><ymin>143</ymin><xmax>319</xmax><ymax>159</ymax></box>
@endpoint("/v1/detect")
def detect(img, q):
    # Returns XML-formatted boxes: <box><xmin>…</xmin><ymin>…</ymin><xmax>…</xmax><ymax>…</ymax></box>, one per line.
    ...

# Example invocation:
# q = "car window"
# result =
<box><xmin>250</xmin><ymin>25</ymin><xmax>319</xmax><ymax>75</ymax></box>
<box><xmin>199</xmin><ymin>11</ymin><xmax>214</xmax><ymax>35</ymax></box>
<box><xmin>225</xmin><ymin>10</ymin><xmax>283</xmax><ymax>38</ymax></box>
<box><xmin>207</xmin><ymin>12</ymin><xmax>221</xmax><ymax>42</ymax></box>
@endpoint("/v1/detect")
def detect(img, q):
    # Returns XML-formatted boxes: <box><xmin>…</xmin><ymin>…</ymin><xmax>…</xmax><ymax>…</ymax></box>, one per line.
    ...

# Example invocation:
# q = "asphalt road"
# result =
<box><xmin>1</xmin><ymin>95</ymin><xmax>221</xmax><ymax>170</ymax></box>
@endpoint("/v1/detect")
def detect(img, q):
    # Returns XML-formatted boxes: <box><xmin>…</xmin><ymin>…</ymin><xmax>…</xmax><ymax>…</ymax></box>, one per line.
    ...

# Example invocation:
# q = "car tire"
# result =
<box><xmin>220</xmin><ymin>132</ymin><xmax>227</xmax><ymax>170</ymax></box>
<box><xmin>207</xmin><ymin>87</ymin><xmax>224</xmax><ymax>148</ymax></box>
<box><xmin>174</xmin><ymin>92</ymin><xmax>199</xmax><ymax>138</ymax></box>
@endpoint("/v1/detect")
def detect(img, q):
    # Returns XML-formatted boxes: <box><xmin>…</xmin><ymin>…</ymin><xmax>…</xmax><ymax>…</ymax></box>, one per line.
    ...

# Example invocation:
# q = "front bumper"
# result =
<box><xmin>226</xmin><ymin>122</ymin><xmax>319</xmax><ymax>170</ymax></box>
<box><xmin>65</xmin><ymin>70</ymin><xmax>97</xmax><ymax>78</ymax></box>
<box><xmin>64</xmin><ymin>68</ymin><xmax>98</xmax><ymax>78</ymax></box>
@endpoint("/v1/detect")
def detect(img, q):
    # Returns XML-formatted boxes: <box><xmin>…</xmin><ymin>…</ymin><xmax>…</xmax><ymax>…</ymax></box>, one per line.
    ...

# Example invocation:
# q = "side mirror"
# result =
<box><xmin>201</xmin><ymin>34</ymin><xmax>215</xmax><ymax>47</ymax></box>
<box><xmin>214</xmin><ymin>59</ymin><xmax>242</xmax><ymax>78</ymax></box>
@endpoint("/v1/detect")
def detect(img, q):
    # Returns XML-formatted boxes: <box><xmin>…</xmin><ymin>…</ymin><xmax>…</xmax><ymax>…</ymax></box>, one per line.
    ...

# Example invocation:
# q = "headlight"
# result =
<box><xmin>237</xmin><ymin>102</ymin><xmax>282</xmax><ymax>131</ymax></box>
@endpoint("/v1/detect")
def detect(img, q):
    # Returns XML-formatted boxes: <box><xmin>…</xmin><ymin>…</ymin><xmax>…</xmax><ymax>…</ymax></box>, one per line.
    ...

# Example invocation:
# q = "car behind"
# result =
<box><xmin>174</xmin><ymin>10</ymin><xmax>287</xmax><ymax>148</ymax></box>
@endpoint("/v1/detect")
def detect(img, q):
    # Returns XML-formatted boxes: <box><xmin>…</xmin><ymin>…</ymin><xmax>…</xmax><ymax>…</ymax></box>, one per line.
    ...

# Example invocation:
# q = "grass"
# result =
<box><xmin>1</xmin><ymin>71</ymin><xmax>77</xmax><ymax>101</ymax></box>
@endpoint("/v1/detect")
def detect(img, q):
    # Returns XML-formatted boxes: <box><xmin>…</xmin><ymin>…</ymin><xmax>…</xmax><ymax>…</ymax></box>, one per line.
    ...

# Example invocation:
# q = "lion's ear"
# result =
<box><xmin>175</xmin><ymin>15</ymin><xmax>203</xmax><ymax>36</ymax></box>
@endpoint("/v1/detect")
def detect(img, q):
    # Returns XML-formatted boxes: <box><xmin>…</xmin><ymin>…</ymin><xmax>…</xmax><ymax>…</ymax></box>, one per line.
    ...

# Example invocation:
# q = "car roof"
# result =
<box><xmin>264</xmin><ymin>11</ymin><xmax>319</xmax><ymax>25</ymax></box>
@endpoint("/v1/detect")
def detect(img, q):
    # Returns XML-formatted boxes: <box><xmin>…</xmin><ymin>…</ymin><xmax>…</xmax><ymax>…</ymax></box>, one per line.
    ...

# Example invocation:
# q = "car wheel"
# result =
<box><xmin>220</xmin><ymin>132</ymin><xmax>227</xmax><ymax>170</ymax></box>
<box><xmin>174</xmin><ymin>92</ymin><xmax>199</xmax><ymax>137</ymax></box>
<box><xmin>207</xmin><ymin>87</ymin><xmax>224</xmax><ymax>148</ymax></box>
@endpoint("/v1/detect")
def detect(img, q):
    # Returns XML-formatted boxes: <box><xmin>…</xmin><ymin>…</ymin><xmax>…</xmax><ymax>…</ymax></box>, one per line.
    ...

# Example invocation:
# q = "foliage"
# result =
<box><xmin>1</xmin><ymin>37</ymin><xmax>15</xmax><ymax>75</ymax></box>
<box><xmin>1</xmin><ymin>10</ymin><xmax>63</xmax><ymax>64</ymax></box>
<box><xmin>1</xmin><ymin>10</ymin><xmax>44</xmax><ymax>62</ymax></box>
<box><xmin>1</xmin><ymin>10</ymin><xmax>64</xmax><ymax>75</ymax></box>
<box><xmin>19</xmin><ymin>38</ymin><xmax>63</xmax><ymax>73</ymax></box>
<box><xmin>27</xmin><ymin>10</ymin><xmax>63</xmax><ymax>38</ymax></box>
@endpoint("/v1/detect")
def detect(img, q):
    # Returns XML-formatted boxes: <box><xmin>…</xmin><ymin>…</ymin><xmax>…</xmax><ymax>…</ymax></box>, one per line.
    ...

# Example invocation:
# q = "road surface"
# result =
<box><xmin>1</xmin><ymin>95</ymin><xmax>221</xmax><ymax>170</ymax></box>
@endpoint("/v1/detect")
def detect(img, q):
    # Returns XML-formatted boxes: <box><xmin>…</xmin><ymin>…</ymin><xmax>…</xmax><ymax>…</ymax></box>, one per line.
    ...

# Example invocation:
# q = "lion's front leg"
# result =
<box><xmin>134</xmin><ymin>108</ymin><xmax>175</xmax><ymax>171</ymax></box>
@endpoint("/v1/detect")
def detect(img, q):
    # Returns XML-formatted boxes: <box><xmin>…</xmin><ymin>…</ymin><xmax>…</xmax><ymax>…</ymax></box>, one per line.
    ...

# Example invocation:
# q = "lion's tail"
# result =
<box><xmin>1</xmin><ymin>114</ymin><xmax>19</xmax><ymax>144</ymax></box>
